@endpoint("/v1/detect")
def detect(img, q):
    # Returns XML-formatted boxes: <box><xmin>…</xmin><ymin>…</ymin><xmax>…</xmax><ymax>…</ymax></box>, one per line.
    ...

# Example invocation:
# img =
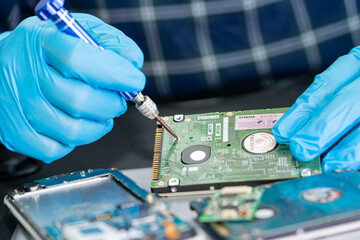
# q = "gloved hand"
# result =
<box><xmin>272</xmin><ymin>46</ymin><xmax>360</xmax><ymax>172</ymax></box>
<box><xmin>0</xmin><ymin>14</ymin><xmax>145</xmax><ymax>163</ymax></box>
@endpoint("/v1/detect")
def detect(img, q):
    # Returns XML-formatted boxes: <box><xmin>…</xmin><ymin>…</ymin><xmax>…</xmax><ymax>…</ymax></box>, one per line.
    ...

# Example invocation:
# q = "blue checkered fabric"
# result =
<box><xmin>1</xmin><ymin>0</ymin><xmax>360</xmax><ymax>100</ymax></box>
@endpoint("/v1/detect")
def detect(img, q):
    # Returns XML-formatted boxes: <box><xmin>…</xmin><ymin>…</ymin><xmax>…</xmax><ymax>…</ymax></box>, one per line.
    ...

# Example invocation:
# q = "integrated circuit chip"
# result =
<box><xmin>151</xmin><ymin>108</ymin><xmax>321</xmax><ymax>196</ymax></box>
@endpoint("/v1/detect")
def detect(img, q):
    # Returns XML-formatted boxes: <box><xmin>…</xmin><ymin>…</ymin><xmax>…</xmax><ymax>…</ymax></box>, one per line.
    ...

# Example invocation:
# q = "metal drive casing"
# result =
<box><xmin>4</xmin><ymin>168</ymin><xmax>197</xmax><ymax>240</ymax></box>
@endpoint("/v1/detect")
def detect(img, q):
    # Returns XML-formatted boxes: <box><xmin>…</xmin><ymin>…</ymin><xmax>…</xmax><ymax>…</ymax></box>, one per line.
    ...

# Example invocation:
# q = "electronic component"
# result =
<box><xmin>191</xmin><ymin>169</ymin><xmax>360</xmax><ymax>240</ymax></box>
<box><xmin>151</xmin><ymin>108</ymin><xmax>321</xmax><ymax>196</ymax></box>
<box><xmin>4</xmin><ymin>169</ymin><xmax>196</xmax><ymax>240</ymax></box>
<box><xmin>241</xmin><ymin>132</ymin><xmax>278</xmax><ymax>154</ymax></box>
<box><xmin>199</xmin><ymin>186</ymin><xmax>264</xmax><ymax>222</ymax></box>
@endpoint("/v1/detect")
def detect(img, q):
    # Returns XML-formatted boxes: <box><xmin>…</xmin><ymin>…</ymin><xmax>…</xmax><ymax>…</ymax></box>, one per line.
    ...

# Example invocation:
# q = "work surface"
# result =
<box><xmin>11</xmin><ymin>168</ymin><xmax>360</xmax><ymax>240</ymax></box>
<box><xmin>0</xmin><ymin>77</ymin><xmax>315</xmax><ymax>239</ymax></box>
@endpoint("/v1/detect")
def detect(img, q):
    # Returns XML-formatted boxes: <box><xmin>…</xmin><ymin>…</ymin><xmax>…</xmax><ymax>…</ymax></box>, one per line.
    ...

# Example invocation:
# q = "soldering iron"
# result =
<box><xmin>35</xmin><ymin>0</ymin><xmax>179</xmax><ymax>140</ymax></box>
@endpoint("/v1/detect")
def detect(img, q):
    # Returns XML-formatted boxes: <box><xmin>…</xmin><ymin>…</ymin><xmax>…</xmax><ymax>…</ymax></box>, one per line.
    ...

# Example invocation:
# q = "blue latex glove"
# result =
<box><xmin>272</xmin><ymin>46</ymin><xmax>360</xmax><ymax>172</ymax></box>
<box><xmin>0</xmin><ymin>14</ymin><xmax>145</xmax><ymax>163</ymax></box>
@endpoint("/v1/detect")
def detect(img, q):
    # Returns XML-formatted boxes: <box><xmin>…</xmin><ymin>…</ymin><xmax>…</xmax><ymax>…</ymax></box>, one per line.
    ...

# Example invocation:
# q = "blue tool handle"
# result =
<box><xmin>52</xmin><ymin>8</ymin><xmax>103</xmax><ymax>49</ymax></box>
<box><xmin>35</xmin><ymin>0</ymin><xmax>139</xmax><ymax>101</ymax></box>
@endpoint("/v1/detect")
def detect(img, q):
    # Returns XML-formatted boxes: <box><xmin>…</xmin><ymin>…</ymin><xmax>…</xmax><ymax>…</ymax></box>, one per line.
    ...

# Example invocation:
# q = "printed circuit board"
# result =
<box><xmin>199</xmin><ymin>186</ymin><xmax>264</xmax><ymax>222</ymax></box>
<box><xmin>151</xmin><ymin>108</ymin><xmax>321</xmax><ymax>196</ymax></box>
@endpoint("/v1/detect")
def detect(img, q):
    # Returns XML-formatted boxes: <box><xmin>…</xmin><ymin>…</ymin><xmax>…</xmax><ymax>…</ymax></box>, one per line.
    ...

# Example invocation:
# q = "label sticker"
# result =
<box><xmin>208</xmin><ymin>124</ymin><xmax>213</xmax><ymax>135</ymax></box>
<box><xmin>216</xmin><ymin>123</ymin><xmax>221</xmax><ymax>136</ymax></box>
<box><xmin>223</xmin><ymin>117</ymin><xmax>229</xmax><ymax>142</ymax></box>
<box><xmin>189</xmin><ymin>167</ymin><xmax>199</xmax><ymax>172</ymax></box>
<box><xmin>235</xmin><ymin>113</ymin><xmax>283</xmax><ymax>130</ymax></box>
<box><xmin>198</xmin><ymin>115</ymin><xmax>219</xmax><ymax>120</ymax></box>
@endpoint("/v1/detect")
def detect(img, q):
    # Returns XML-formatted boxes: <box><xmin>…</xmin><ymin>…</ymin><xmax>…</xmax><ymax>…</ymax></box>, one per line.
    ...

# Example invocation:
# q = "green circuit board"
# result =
<box><xmin>199</xmin><ymin>186</ymin><xmax>264</xmax><ymax>222</ymax></box>
<box><xmin>151</xmin><ymin>108</ymin><xmax>321</xmax><ymax>196</ymax></box>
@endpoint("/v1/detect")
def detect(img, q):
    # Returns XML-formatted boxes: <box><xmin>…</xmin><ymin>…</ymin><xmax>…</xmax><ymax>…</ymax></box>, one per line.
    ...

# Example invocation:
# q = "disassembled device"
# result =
<box><xmin>151</xmin><ymin>108</ymin><xmax>321</xmax><ymax>196</ymax></box>
<box><xmin>4</xmin><ymin>168</ymin><xmax>196</xmax><ymax>240</ymax></box>
<box><xmin>199</xmin><ymin>186</ymin><xmax>264</xmax><ymax>222</ymax></box>
<box><xmin>35</xmin><ymin>0</ymin><xmax>178</xmax><ymax>140</ymax></box>
<box><xmin>191</xmin><ymin>169</ymin><xmax>360</xmax><ymax>240</ymax></box>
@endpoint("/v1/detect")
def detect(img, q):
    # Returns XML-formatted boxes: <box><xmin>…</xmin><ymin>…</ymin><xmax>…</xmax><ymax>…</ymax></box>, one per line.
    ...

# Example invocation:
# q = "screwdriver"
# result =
<box><xmin>35</xmin><ymin>0</ymin><xmax>179</xmax><ymax>140</ymax></box>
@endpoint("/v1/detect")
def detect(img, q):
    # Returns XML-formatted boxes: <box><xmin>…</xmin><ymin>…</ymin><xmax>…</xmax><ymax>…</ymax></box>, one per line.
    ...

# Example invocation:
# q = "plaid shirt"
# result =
<box><xmin>1</xmin><ymin>0</ymin><xmax>360</xmax><ymax>100</ymax></box>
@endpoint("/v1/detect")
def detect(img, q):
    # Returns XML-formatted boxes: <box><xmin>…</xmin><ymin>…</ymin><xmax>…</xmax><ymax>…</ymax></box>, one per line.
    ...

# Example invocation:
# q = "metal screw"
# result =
<box><xmin>300</xmin><ymin>168</ymin><xmax>312</xmax><ymax>177</ymax></box>
<box><xmin>173</xmin><ymin>114</ymin><xmax>184</xmax><ymax>122</ymax></box>
<box><xmin>168</xmin><ymin>178</ymin><xmax>180</xmax><ymax>186</ymax></box>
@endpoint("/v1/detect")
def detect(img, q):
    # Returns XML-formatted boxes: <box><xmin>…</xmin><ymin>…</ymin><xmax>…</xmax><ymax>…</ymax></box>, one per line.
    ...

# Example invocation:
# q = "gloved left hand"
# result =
<box><xmin>0</xmin><ymin>14</ymin><xmax>145</xmax><ymax>163</ymax></box>
<box><xmin>272</xmin><ymin>45</ymin><xmax>360</xmax><ymax>172</ymax></box>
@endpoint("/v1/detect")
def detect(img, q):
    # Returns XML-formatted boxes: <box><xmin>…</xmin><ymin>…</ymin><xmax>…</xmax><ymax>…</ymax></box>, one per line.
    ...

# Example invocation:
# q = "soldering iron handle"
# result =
<box><xmin>35</xmin><ymin>0</ymin><xmax>139</xmax><ymax>101</ymax></box>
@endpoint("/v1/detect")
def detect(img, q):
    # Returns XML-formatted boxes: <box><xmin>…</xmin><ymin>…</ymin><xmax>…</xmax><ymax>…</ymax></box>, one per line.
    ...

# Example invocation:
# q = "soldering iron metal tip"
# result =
<box><xmin>155</xmin><ymin>116</ymin><xmax>179</xmax><ymax>141</ymax></box>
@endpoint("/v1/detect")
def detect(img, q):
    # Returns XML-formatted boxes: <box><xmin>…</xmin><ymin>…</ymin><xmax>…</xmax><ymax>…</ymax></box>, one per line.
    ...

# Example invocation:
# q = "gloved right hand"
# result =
<box><xmin>0</xmin><ymin>14</ymin><xmax>145</xmax><ymax>163</ymax></box>
<box><xmin>272</xmin><ymin>45</ymin><xmax>360</xmax><ymax>172</ymax></box>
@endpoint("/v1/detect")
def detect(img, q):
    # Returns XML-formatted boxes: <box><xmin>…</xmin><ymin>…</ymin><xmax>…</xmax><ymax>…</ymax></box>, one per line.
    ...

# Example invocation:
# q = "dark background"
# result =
<box><xmin>0</xmin><ymin>76</ymin><xmax>313</xmax><ymax>239</ymax></box>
